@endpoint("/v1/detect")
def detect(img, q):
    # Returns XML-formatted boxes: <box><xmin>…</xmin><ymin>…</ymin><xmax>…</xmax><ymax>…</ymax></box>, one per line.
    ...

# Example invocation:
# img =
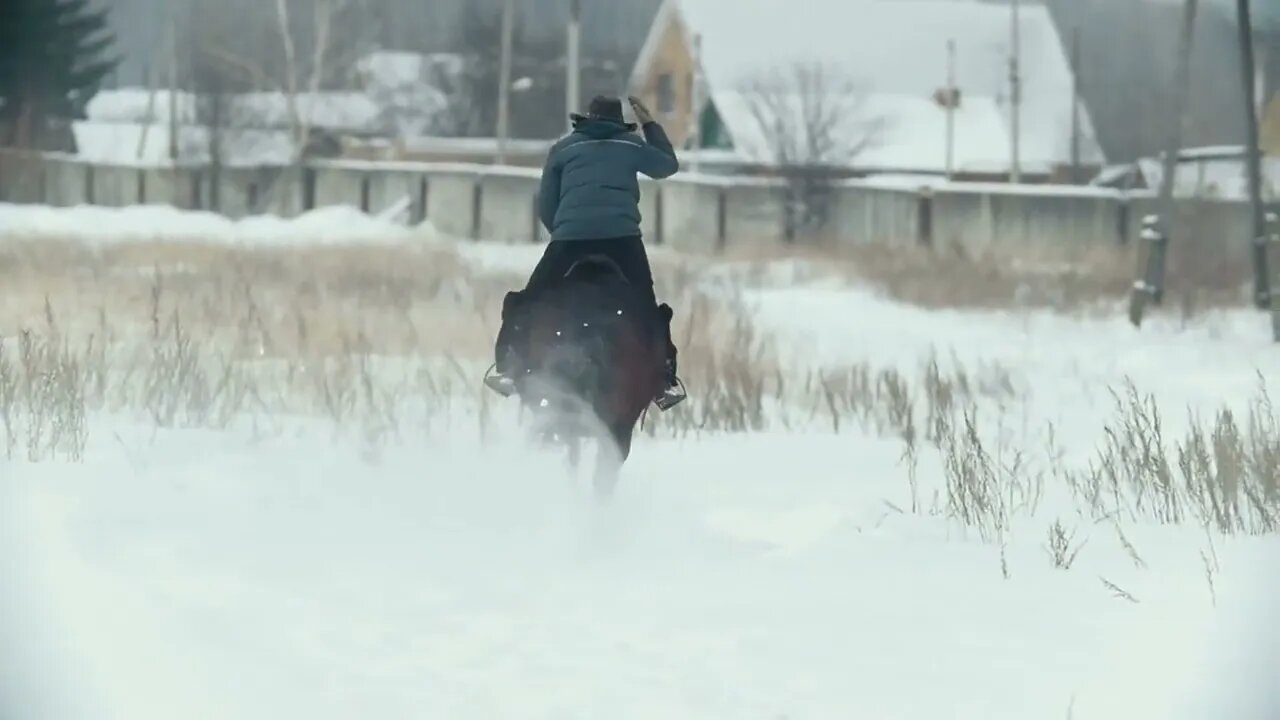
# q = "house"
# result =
<box><xmin>73</xmin><ymin>88</ymin><xmax>384</xmax><ymax>166</ymax></box>
<box><xmin>1263</xmin><ymin>34</ymin><xmax>1280</xmax><ymax>156</ymax></box>
<box><xmin>1046</xmin><ymin>0</ymin><xmax>1262</xmax><ymax>164</ymax></box>
<box><xmin>627</xmin><ymin>0</ymin><xmax>1106</xmax><ymax>182</ymax></box>
<box><xmin>1265</xmin><ymin>94</ymin><xmax>1280</xmax><ymax>156</ymax></box>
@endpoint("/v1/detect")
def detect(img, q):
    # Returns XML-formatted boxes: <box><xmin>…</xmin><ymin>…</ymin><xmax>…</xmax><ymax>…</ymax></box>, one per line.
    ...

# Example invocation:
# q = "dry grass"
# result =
<box><xmin>2</xmin><ymin>233</ymin><xmax>1276</xmax><ymax>548</ymax></box>
<box><xmin>916</xmin><ymin>374</ymin><xmax>1280</xmax><ymax>570</ymax></box>
<box><xmin>1067</xmin><ymin>377</ymin><xmax>1280</xmax><ymax>535</ymax></box>
<box><xmin>0</xmin><ymin>237</ymin><xmax>507</xmax><ymax>361</ymax></box>
<box><xmin>707</xmin><ymin>226</ymin><xmax>1255</xmax><ymax>316</ymax></box>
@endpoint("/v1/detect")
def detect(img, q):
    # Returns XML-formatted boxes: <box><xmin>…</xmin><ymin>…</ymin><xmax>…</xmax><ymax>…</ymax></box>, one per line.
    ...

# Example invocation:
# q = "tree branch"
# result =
<box><xmin>274</xmin><ymin>0</ymin><xmax>303</xmax><ymax>160</ymax></box>
<box><xmin>739</xmin><ymin>61</ymin><xmax>883</xmax><ymax>238</ymax></box>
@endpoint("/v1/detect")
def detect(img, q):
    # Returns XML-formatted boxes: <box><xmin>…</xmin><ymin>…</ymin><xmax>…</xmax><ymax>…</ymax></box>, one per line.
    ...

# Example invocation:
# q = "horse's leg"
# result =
<box><xmin>592</xmin><ymin>421</ymin><xmax>634</xmax><ymax>499</ymax></box>
<box><xmin>612</xmin><ymin>422</ymin><xmax>634</xmax><ymax>462</ymax></box>
<box><xmin>591</xmin><ymin>443</ymin><xmax>621</xmax><ymax>499</ymax></box>
<box><xmin>566</xmin><ymin>433</ymin><xmax>582</xmax><ymax>472</ymax></box>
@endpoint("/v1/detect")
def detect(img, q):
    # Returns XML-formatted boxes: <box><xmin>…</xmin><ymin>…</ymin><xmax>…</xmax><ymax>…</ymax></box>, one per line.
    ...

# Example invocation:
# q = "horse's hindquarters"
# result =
<box><xmin>512</xmin><ymin>274</ymin><xmax>665</xmax><ymax>494</ymax></box>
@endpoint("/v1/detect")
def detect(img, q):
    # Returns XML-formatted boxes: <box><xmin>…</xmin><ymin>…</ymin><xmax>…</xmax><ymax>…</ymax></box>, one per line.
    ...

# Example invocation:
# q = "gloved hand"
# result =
<box><xmin>628</xmin><ymin>96</ymin><xmax>654</xmax><ymax>124</ymax></box>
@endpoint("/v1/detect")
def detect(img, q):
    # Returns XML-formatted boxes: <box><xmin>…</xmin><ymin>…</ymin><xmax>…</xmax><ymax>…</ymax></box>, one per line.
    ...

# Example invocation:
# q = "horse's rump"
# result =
<box><xmin>505</xmin><ymin>253</ymin><xmax>667</xmax><ymax>497</ymax></box>
<box><xmin>516</xmin><ymin>259</ymin><xmax>664</xmax><ymax>429</ymax></box>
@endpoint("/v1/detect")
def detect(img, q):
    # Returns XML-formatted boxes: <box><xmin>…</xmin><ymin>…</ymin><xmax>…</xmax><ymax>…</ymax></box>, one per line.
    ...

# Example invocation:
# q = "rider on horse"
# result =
<box><xmin>484</xmin><ymin>94</ymin><xmax>686</xmax><ymax>411</ymax></box>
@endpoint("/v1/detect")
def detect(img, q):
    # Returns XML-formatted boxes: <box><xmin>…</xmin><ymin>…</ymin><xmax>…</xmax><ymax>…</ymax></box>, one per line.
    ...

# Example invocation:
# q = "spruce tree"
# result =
<box><xmin>0</xmin><ymin>0</ymin><xmax>119</xmax><ymax>148</ymax></box>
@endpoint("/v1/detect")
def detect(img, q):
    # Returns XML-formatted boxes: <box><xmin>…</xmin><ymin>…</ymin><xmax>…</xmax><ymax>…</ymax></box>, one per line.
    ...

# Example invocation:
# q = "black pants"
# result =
<box><xmin>496</xmin><ymin>236</ymin><xmax>676</xmax><ymax>375</ymax></box>
<box><xmin>523</xmin><ymin>236</ymin><xmax>656</xmax><ymax>306</ymax></box>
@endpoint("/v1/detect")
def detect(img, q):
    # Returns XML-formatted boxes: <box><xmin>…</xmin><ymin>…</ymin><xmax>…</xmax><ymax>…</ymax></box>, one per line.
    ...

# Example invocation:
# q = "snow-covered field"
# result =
<box><xmin>1</xmin><ymin>203</ymin><xmax>1278</xmax><ymax>719</ymax></box>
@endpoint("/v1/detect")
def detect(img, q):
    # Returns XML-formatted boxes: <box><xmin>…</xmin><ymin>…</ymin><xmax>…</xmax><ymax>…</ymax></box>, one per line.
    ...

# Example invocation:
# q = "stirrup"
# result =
<box><xmin>483</xmin><ymin>365</ymin><xmax>516</xmax><ymax>398</ymax></box>
<box><xmin>654</xmin><ymin>376</ymin><xmax>686</xmax><ymax>411</ymax></box>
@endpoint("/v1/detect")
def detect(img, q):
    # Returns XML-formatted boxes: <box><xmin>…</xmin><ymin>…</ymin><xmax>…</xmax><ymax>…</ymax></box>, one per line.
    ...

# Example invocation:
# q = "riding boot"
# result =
<box><xmin>654</xmin><ymin>303</ymin><xmax>686</xmax><ymax>411</ymax></box>
<box><xmin>484</xmin><ymin>291</ymin><xmax>523</xmax><ymax>397</ymax></box>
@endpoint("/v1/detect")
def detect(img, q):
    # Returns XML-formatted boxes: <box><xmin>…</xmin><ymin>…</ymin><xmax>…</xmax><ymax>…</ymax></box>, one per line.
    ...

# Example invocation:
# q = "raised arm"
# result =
<box><xmin>628</xmin><ymin>96</ymin><xmax>679</xmax><ymax>179</ymax></box>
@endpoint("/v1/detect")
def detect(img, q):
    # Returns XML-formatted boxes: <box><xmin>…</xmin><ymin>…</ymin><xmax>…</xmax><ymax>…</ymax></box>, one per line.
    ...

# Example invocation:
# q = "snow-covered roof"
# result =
<box><xmin>1135</xmin><ymin>153</ymin><xmax>1280</xmax><ymax>200</ymax></box>
<box><xmin>635</xmin><ymin>0</ymin><xmax>1105</xmax><ymax>171</ymax></box>
<box><xmin>71</xmin><ymin>121</ymin><xmax>297</xmax><ymax>167</ymax></box>
<box><xmin>1090</xmin><ymin>145</ymin><xmax>1280</xmax><ymax>199</ymax></box>
<box><xmin>710</xmin><ymin>90</ymin><xmax>1031</xmax><ymax>174</ymax></box>
<box><xmin>238</xmin><ymin>92</ymin><xmax>381</xmax><ymax>133</ymax></box>
<box><xmin>85</xmin><ymin>88</ymin><xmax>382</xmax><ymax>134</ymax></box>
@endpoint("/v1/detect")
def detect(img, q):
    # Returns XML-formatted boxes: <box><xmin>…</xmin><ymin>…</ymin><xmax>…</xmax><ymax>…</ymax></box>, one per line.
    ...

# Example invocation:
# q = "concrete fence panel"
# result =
<box><xmin>313</xmin><ymin>165</ymin><xmax>366</xmax><ymax>211</ymax></box>
<box><xmin>639</xmin><ymin>178</ymin><xmax>660</xmax><ymax>244</ymax></box>
<box><xmin>932</xmin><ymin>186</ymin><xmax>1125</xmax><ymax>257</ymax></box>
<box><xmin>89</xmin><ymin>165</ymin><xmax>142</xmax><ymax>207</ymax></box>
<box><xmin>11</xmin><ymin>150</ymin><xmax>1274</xmax><ymax>276</ymax></box>
<box><xmin>723</xmin><ymin>182</ymin><xmax>786</xmax><ymax>251</ymax></box>
<box><xmin>43</xmin><ymin>157</ymin><xmax>89</xmax><ymax>207</ymax></box>
<box><xmin>0</xmin><ymin>150</ymin><xmax>46</xmax><ymax>203</ymax></box>
<box><xmin>831</xmin><ymin>183</ymin><xmax>922</xmax><ymax>247</ymax></box>
<box><xmin>425</xmin><ymin>171</ymin><xmax>480</xmax><ymax>239</ymax></box>
<box><xmin>367</xmin><ymin>168</ymin><xmax>425</xmax><ymax>221</ymax></box>
<box><xmin>660</xmin><ymin>179</ymin><xmax>723</xmax><ymax>254</ymax></box>
<box><xmin>478</xmin><ymin>172</ymin><xmax>540</xmax><ymax>244</ymax></box>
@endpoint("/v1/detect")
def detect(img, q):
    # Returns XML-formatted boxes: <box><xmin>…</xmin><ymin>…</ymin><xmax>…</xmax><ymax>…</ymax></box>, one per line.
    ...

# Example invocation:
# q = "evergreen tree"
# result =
<box><xmin>0</xmin><ymin>0</ymin><xmax>119</xmax><ymax>148</ymax></box>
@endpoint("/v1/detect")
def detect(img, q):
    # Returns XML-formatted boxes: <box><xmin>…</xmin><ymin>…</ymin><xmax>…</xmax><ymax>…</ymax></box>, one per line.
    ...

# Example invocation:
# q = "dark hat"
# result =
<box><xmin>570</xmin><ymin>95</ymin><xmax>636</xmax><ymax>130</ymax></box>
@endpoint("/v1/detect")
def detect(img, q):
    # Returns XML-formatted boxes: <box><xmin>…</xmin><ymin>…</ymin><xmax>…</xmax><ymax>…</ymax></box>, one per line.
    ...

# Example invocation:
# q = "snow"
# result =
<box><xmin>398</xmin><ymin>136</ymin><xmax>553</xmax><ymax>157</ymax></box>
<box><xmin>71</xmin><ymin>122</ymin><xmax>296</xmax><ymax>167</ymax></box>
<box><xmin>711</xmin><ymin>89</ymin><xmax>1025</xmax><ymax>173</ymax></box>
<box><xmin>238</xmin><ymin>92</ymin><xmax>382</xmax><ymax>134</ymax></box>
<box><xmin>76</xmin><ymin>88</ymin><xmax>385</xmax><ymax>165</ymax></box>
<box><xmin>6</xmin><ymin>424</ymin><xmax>1277</xmax><ymax>720</ymax></box>
<box><xmin>2</xmin><ymin>203</ymin><xmax>1279</xmax><ymax>718</ymax></box>
<box><xmin>1135</xmin><ymin>153</ymin><xmax>1280</xmax><ymax>201</ymax></box>
<box><xmin>669</xmin><ymin>0</ymin><xmax>1106</xmax><ymax>170</ymax></box>
<box><xmin>355</xmin><ymin>51</ymin><xmax>464</xmax><ymax>91</ymax></box>
<box><xmin>354</xmin><ymin>51</ymin><xmax>460</xmax><ymax>137</ymax></box>
<box><xmin>85</xmin><ymin>88</ymin><xmax>382</xmax><ymax>134</ymax></box>
<box><xmin>0</xmin><ymin>203</ymin><xmax>427</xmax><ymax>246</ymax></box>
<box><xmin>84</xmin><ymin>88</ymin><xmax>200</xmax><ymax>125</ymax></box>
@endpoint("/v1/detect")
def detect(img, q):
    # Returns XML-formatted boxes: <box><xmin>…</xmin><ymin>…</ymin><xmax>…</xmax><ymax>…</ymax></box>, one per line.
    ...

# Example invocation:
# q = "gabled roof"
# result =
<box><xmin>711</xmin><ymin>90</ymin><xmax>1021</xmax><ymax>174</ymax></box>
<box><xmin>631</xmin><ymin>0</ymin><xmax>1106</xmax><ymax>170</ymax></box>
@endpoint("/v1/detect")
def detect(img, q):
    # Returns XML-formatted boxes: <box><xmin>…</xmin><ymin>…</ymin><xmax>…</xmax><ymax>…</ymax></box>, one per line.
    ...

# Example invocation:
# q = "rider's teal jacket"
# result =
<box><xmin>537</xmin><ymin>117</ymin><xmax>679</xmax><ymax>242</ymax></box>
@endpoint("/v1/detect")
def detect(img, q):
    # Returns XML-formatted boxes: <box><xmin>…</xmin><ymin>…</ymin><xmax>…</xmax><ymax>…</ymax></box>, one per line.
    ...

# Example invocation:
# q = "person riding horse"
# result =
<box><xmin>485</xmin><ymin>95</ymin><xmax>686</xmax><ymax>411</ymax></box>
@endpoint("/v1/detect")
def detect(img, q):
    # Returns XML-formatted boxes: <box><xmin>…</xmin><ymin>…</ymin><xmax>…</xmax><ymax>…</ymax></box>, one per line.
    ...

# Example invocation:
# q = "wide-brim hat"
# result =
<box><xmin>570</xmin><ymin>95</ymin><xmax>637</xmax><ymax>130</ymax></box>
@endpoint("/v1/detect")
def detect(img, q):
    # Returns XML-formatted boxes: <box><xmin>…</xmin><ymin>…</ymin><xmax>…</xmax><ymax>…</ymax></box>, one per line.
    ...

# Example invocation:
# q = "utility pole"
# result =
<box><xmin>1150</xmin><ymin>0</ymin><xmax>1199</xmax><ymax>302</ymax></box>
<box><xmin>566</xmin><ymin>0</ymin><xmax>581</xmax><ymax>128</ymax></box>
<box><xmin>1009</xmin><ymin>0</ymin><xmax>1022</xmax><ymax>183</ymax></box>
<box><xmin>1236</xmin><ymin>0</ymin><xmax>1271</xmax><ymax>314</ymax></box>
<box><xmin>1070</xmin><ymin>26</ymin><xmax>1081</xmax><ymax>183</ymax></box>
<box><xmin>1128</xmin><ymin>0</ymin><xmax>1199</xmax><ymax>326</ymax></box>
<box><xmin>946</xmin><ymin>38</ymin><xmax>956</xmax><ymax>180</ymax></box>
<box><xmin>167</xmin><ymin>1</ymin><xmax>178</xmax><ymax>162</ymax></box>
<box><xmin>496</xmin><ymin>0</ymin><xmax>515</xmax><ymax>164</ymax></box>
<box><xmin>689</xmin><ymin>32</ymin><xmax>703</xmax><ymax>173</ymax></box>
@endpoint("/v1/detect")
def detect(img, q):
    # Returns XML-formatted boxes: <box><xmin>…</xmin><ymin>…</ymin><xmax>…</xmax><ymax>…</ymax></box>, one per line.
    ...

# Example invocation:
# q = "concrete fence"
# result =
<box><xmin>0</xmin><ymin>148</ymin><xmax>1272</xmax><ymax>264</ymax></box>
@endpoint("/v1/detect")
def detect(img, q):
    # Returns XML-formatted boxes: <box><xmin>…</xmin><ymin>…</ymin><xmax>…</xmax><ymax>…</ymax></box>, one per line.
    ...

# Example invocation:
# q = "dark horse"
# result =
<box><xmin>494</xmin><ymin>255</ymin><xmax>667</xmax><ymax>497</ymax></box>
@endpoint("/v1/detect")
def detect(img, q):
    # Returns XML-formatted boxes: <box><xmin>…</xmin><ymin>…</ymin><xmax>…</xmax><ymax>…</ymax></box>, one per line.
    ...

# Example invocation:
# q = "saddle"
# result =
<box><xmin>508</xmin><ymin>254</ymin><xmax>635</xmax><ymax>314</ymax></box>
<box><xmin>503</xmin><ymin>255</ymin><xmax>667</xmax><ymax>350</ymax></box>
<box><xmin>562</xmin><ymin>254</ymin><xmax>630</xmax><ymax>285</ymax></box>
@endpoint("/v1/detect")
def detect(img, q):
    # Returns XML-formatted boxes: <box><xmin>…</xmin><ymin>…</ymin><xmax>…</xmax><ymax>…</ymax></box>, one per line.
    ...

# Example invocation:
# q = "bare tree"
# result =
<box><xmin>739</xmin><ymin>61</ymin><xmax>884</xmax><ymax>241</ymax></box>
<box><xmin>198</xmin><ymin>0</ymin><xmax>372</xmax><ymax>164</ymax></box>
<box><xmin>183</xmin><ymin>2</ymin><xmax>251</xmax><ymax>210</ymax></box>
<box><xmin>272</xmin><ymin>0</ymin><xmax>361</xmax><ymax>162</ymax></box>
<box><xmin>434</xmin><ymin>2</ymin><xmax>633</xmax><ymax>140</ymax></box>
